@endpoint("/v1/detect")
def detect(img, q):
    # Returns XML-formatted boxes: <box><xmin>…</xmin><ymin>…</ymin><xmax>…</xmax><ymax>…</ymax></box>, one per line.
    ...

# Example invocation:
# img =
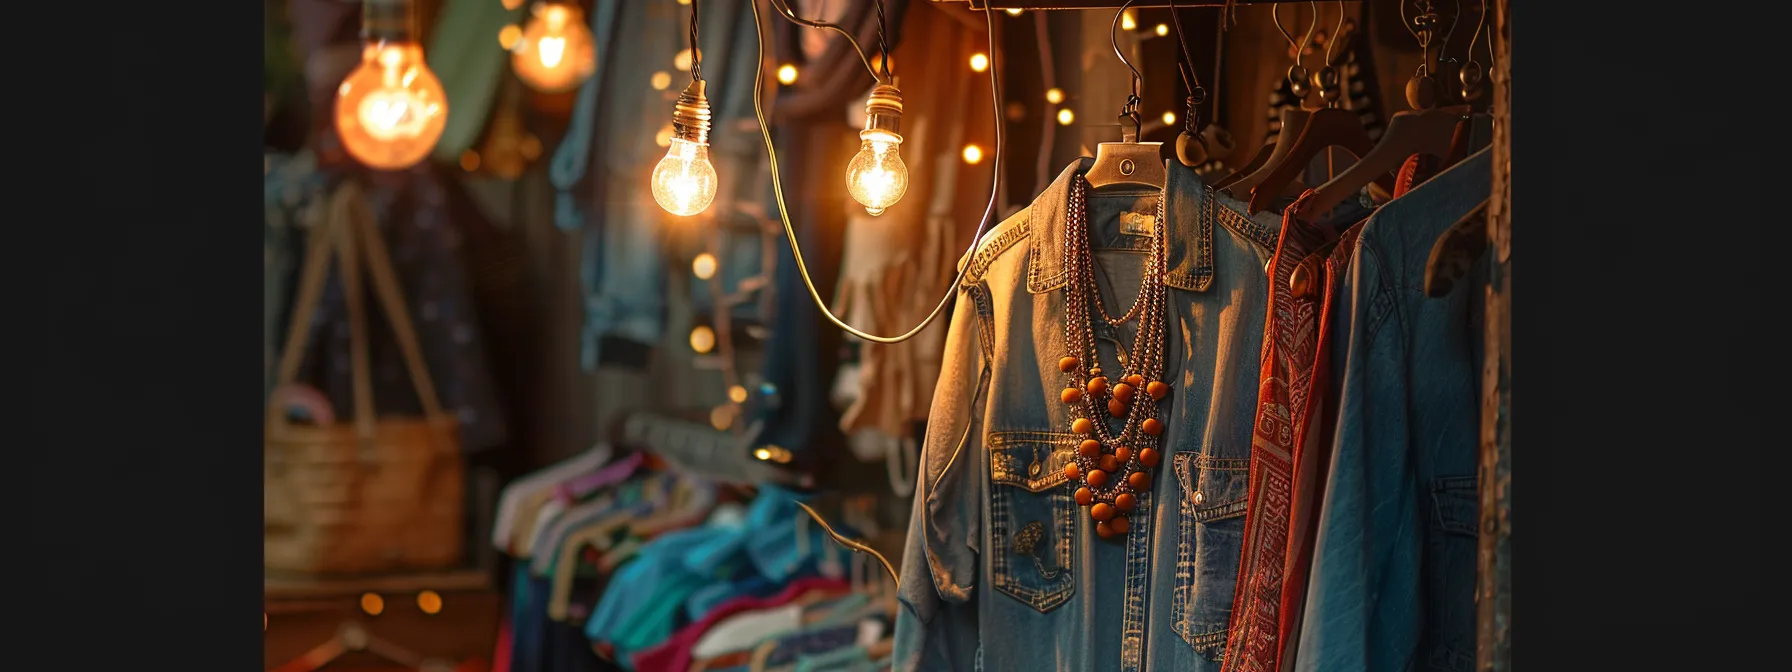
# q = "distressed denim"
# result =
<box><xmin>894</xmin><ymin>159</ymin><xmax>1284</xmax><ymax>671</ymax></box>
<box><xmin>1293</xmin><ymin>147</ymin><xmax>1493</xmax><ymax>672</ymax></box>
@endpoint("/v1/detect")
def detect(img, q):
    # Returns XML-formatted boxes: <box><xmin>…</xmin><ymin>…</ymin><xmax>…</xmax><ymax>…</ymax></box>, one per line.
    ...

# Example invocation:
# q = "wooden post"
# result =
<box><xmin>1475</xmin><ymin>0</ymin><xmax>1512</xmax><ymax>670</ymax></box>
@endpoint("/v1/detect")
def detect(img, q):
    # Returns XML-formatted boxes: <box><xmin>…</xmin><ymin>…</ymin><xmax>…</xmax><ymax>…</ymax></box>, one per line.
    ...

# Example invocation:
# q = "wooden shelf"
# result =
<box><xmin>265</xmin><ymin>569</ymin><xmax>492</xmax><ymax>601</ymax></box>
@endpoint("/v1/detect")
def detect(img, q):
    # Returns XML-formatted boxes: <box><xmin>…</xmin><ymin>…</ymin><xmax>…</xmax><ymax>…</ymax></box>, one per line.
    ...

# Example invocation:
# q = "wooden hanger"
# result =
<box><xmin>1291</xmin><ymin>105</ymin><xmax>1472</xmax><ymax>221</ymax></box>
<box><xmin>1216</xmin><ymin>108</ymin><xmax>1312</xmax><ymax>195</ymax></box>
<box><xmin>1244</xmin><ymin>105</ymin><xmax>1388</xmax><ymax>215</ymax></box>
<box><xmin>1085</xmin><ymin>0</ymin><xmax>1166</xmax><ymax>191</ymax></box>
<box><xmin>1423</xmin><ymin>197</ymin><xmax>1491</xmax><ymax>298</ymax></box>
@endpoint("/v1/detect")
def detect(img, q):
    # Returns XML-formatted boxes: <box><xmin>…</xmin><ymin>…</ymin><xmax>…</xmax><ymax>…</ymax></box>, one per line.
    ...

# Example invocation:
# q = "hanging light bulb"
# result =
<box><xmin>845</xmin><ymin>84</ymin><xmax>909</xmax><ymax>216</ymax></box>
<box><xmin>335</xmin><ymin>0</ymin><xmax>447</xmax><ymax>170</ymax></box>
<box><xmin>651</xmin><ymin>78</ymin><xmax>718</xmax><ymax>216</ymax></box>
<box><xmin>512</xmin><ymin>2</ymin><xmax>597</xmax><ymax>93</ymax></box>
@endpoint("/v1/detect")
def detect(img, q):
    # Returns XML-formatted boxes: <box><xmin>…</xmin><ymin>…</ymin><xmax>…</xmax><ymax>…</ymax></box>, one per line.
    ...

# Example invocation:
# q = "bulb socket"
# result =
<box><xmin>361</xmin><ymin>0</ymin><xmax>416</xmax><ymax>43</ymax></box>
<box><xmin>671</xmin><ymin>79</ymin><xmax>713</xmax><ymax>146</ymax></box>
<box><xmin>862</xmin><ymin>83</ymin><xmax>904</xmax><ymax>139</ymax></box>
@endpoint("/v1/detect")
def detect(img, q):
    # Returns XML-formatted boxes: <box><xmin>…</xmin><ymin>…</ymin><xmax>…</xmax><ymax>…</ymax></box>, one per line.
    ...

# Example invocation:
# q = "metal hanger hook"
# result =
<box><xmin>1111</xmin><ymin>0</ymin><xmax>1145</xmax><ymax>130</ymax></box>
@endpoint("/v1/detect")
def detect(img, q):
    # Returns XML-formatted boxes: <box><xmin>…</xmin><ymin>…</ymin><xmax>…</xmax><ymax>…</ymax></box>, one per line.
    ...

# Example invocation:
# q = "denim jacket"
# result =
<box><xmin>1294</xmin><ymin>147</ymin><xmax>1493</xmax><ymax>672</ymax></box>
<box><xmin>894</xmin><ymin>158</ymin><xmax>1284</xmax><ymax>671</ymax></box>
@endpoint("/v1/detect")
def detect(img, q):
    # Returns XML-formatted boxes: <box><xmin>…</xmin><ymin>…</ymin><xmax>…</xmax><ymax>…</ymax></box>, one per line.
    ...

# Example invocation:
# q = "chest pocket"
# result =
<box><xmin>987</xmin><ymin>432</ymin><xmax>1077</xmax><ymax>614</ymax></box>
<box><xmin>1171</xmin><ymin>451</ymin><xmax>1251</xmax><ymax>658</ymax></box>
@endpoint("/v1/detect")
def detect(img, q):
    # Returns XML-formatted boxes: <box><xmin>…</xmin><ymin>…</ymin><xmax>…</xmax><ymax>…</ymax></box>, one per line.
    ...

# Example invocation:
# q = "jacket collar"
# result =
<box><xmin>1026</xmin><ymin>157</ymin><xmax>1233</xmax><ymax>294</ymax></box>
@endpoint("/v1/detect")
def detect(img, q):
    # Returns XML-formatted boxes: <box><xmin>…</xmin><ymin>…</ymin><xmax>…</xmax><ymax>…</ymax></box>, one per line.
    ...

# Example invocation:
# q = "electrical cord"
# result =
<box><xmin>768</xmin><ymin>0</ymin><xmax>886</xmax><ymax>85</ymax></box>
<box><xmin>752</xmin><ymin>0</ymin><xmax>1007</xmax><ymax>345</ymax></box>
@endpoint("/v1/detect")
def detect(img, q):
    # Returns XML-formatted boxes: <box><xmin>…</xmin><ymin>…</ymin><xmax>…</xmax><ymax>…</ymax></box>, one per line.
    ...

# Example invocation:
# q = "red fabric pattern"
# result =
<box><xmin>629</xmin><ymin>576</ymin><xmax>849</xmax><ymax>672</ymax></box>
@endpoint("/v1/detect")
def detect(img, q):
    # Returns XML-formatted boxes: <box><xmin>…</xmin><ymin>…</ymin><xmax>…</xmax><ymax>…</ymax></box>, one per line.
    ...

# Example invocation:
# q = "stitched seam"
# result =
<box><xmin>1213</xmin><ymin>202</ymin><xmax>1279</xmax><ymax>250</ymax></box>
<box><xmin>965</xmin><ymin>223</ymin><xmax>1030</xmax><ymax>286</ymax></box>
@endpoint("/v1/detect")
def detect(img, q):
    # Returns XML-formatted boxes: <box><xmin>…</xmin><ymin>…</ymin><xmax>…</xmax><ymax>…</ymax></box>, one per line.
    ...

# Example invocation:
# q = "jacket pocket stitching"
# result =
<box><xmin>1430</xmin><ymin>475</ymin><xmax>1479</xmax><ymax>537</ymax></box>
<box><xmin>1173</xmin><ymin>452</ymin><xmax>1248</xmax><ymax>657</ymax></box>
<box><xmin>988</xmin><ymin>438</ymin><xmax>1077</xmax><ymax>614</ymax></box>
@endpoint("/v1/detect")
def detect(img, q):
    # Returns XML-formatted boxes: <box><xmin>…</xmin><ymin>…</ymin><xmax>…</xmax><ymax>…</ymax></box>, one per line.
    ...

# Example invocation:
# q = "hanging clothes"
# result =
<box><xmin>1294</xmin><ymin>146</ymin><xmax>1493</xmax><ymax>672</ymax></box>
<box><xmin>892</xmin><ymin>159</ymin><xmax>1286</xmax><ymax>672</ymax></box>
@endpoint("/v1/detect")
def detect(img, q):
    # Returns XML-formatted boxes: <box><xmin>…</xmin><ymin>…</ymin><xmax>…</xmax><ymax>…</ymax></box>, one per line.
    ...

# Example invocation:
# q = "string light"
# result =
<box><xmin>651</xmin><ymin>1</ymin><xmax>717</xmax><ymax>217</ymax></box>
<box><xmin>845</xmin><ymin>84</ymin><xmax>909</xmax><ymax>216</ymax></box>
<box><xmin>961</xmin><ymin>144</ymin><xmax>984</xmax><ymax>164</ymax></box>
<box><xmin>969</xmin><ymin>53</ymin><xmax>990</xmax><ymax>72</ymax></box>
<box><xmin>512</xmin><ymin>2</ymin><xmax>597</xmax><ymax>93</ymax></box>
<box><xmin>729</xmin><ymin>385</ymin><xmax>748</xmax><ymax>403</ymax></box>
<box><xmin>1005</xmin><ymin>8</ymin><xmax>1024</xmax><ymax>16</ymax></box>
<box><xmin>777</xmin><ymin>64</ymin><xmax>799</xmax><ymax>85</ymax></box>
<box><xmin>674</xmin><ymin>48</ymin><xmax>699</xmax><ymax>72</ymax></box>
<box><xmin>1121</xmin><ymin>10</ymin><xmax>1137</xmax><ymax>31</ymax></box>
<box><xmin>416</xmin><ymin>590</ymin><xmax>443</xmax><ymax>615</ymax></box>
<box><xmin>650</xmin><ymin>71</ymin><xmax>672</xmax><ymax>91</ymax></box>
<box><xmin>1045</xmin><ymin>87</ymin><xmax>1065</xmax><ymax>104</ymax></box>
<box><xmin>498</xmin><ymin>24</ymin><xmax>521</xmax><ymax>50</ymax></box>
<box><xmin>501</xmin><ymin>0</ymin><xmax>524</xmax><ymax>9</ymax></box>
<box><xmin>1162</xmin><ymin>111</ymin><xmax>1177</xmax><ymax>125</ymax></box>
<box><xmin>710</xmin><ymin>405</ymin><xmax>735</xmax><ymax>431</ymax></box>
<box><xmin>692</xmin><ymin>252</ymin><xmax>718</xmax><ymax>279</ymax></box>
<box><xmin>655</xmin><ymin>123</ymin><xmax>674</xmax><ymax>148</ymax></box>
<box><xmin>1155</xmin><ymin>23</ymin><xmax>1169</xmax><ymax>37</ymax></box>
<box><xmin>336</xmin><ymin>2</ymin><xmax>446</xmax><ymax>170</ymax></box>
<box><xmin>690</xmin><ymin>325</ymin><xmax>716</xmax><ymax>354</ymax></box>
<box><xmin>359</xmin><ymin>593</ymin><xmax>385</xmax><ymax>616</ymax></box>
<box><xmin>459</xmin><ymin>150</ymin><xmax>480</xmax><ymax>172</ymax></box>
<box><xmin>1057</xmin><ymin>108</ymin><xmax>1075</xmax><ymax>125</ymax></box>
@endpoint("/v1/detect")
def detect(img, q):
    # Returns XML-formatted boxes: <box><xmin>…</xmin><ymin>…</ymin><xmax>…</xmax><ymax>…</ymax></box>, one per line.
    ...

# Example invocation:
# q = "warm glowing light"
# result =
<box><xmin>512</xmin><ymin>3</ymin><xmax>597</xmax><ymax>93</ymax></box>
<box><xmin>1162</xmin><ymin>111</ymin><xmax>1177</xmax><ymax>125</ymax></box>
<box><xmin>1121</xmin><ymin>11</ymin><xmax>1137</xmax><ymax>31</ymax></box>
<box><xmin>754</xmin><ymin>447</ymin><xmax>773</xmax><ymax>461</ymax></box>
<box><xmin>651</xmin><ymin>71</ymin><xmax>672</xmax><ymax>90</ymax></box>
<box><xmin>692</xmin><ymin>253</ymin><xmax>718</xmax><ymax>279</ymax></box>
<box><xmin>460</xmin><ymin>150</ymin><xmax>480</xmax><ymax>172</ymax></box>
<box><xmin>498</xmin><ymin>25</ymin><xmax>521</xmax><ymax>50</ymax></box>
<box><xmin>520</xmin><ymin>134</ymin><xmax>542</xmax><ymax>160</ymax></box>
<box><xmin>729</xmin><ymin>385</ymin><xmax>748</xmax><ymax>403</ymax></box>
<box><xmin>777</xmin><ymin>64</ymin><xmax>799</xmax><ymax>85</ymax></box>
<box><xmin>1057</xmin><ymin>108</ymin><xmax>1075</xmax><ymax>125</ymax></box>
<box><xmin>651</xmin><ymin>138</ymin><xmax>718</xmax><ymax>216</ymax></box>
<box><xmin>1155</xmin><ymin>23</ymin><xmax>1169</xmax><ymax>37</ymax></box>
<box><xmin>710</xmin><ymin>405</ymin><xmax>734</xmax><ymax>430</ymax></box>
<box><xmin>360</xmin><ymin>593</ymin><xmax>385</xmax><ymax>616</ymax></box>
<box><xmin>845</xmin><ymin>129</ymin><xmax>909</xmax><ymax>216</ymax></box>
<box><xmin>675</xmin><ymin>48</ymin><xmax>701</xmax><ymax>72</ymax></box>
<box><xmin>690</xmin><ymin>325</ymin><xmax>716</xmax><ymax>353</ymax></box>
<box><xmin>655</xmin><ymin>124</ymin><xmax>674</xmax><ymax>148</ymax></box>
<box><xmin>335</xmin><ymin>42</ymin><xmax>448</xmax><ymax>170</ymax></box>
<box><xmin>1005</xmin><ymin>8</ymin><xmax>1024</xmax><ymax>16</ymax></box>
<box><xmin>969</xmin><ymin>53</ymin><xmax>990</xmax><ymax>72</ymax></box>
<box><xmin>962</xmin><ymin>144</ymin><xmax>985</xmax><ymax>165</ymax></box>
<box><xmin>502</xmin><ymin>0</ymin><xmax>524</xmax><ymax>9</ymax></box>
<box><xmin>1045</xmin><ymin>88</ymin><xmax>1065</xmax><ymax>104</ymax></box>
<box><xmin>416</xmin><ymin>591</ymin><xmax>443</xmax><ymax>615</ymax></box>
<box><xmin>677</xmin><ymin>0</ymin><xmax>691</xmax><ymax>4</ymax></box>
<box><xmin>264</xmin><ymin>613</ymin><xmax>268</xmax><ymax>631</ymax></box>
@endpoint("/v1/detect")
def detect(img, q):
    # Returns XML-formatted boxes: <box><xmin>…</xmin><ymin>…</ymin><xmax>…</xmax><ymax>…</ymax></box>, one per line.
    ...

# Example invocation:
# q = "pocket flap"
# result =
<box><xmin>1430</xmin><ymin>475</ymin><xmax>1479</xmax><ymax>537</ymax></box>
<box><xmin>1174</xmin><ymin>452</ymin><xmax>1250</xmax><ymax>523</ymax></box>
<box><xmin>988</xmin><ymin>432</ymin><xmax>1077</xmax><ymax>492</ymax></box>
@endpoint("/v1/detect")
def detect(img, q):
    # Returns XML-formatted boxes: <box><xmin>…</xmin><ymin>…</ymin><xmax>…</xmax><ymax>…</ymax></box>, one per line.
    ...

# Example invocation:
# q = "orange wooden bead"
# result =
<box><xmin>1108</xmin><ymin>398</ymin><xmax>1128</xmax><ymax>417</ymax></box>
<box><xmin>1091</xmin><ymin>503</ymin><xmax>1116</xmax><ymax>522</ymax></box>
<box><xmin>1062</xmin><ymin>387</ymin><xmax>1084</xmax><ymax>404</ymax></box>
<box><xmin>1087</xmin><ymin>377</ymin><xmax>1110</xmax><ymax>396</ymax></box>
<box><xmin>1059</xmin><ymin>356</ymin><xmax>1081</xmax><ymax>373</ymax></box>
<box><xmin>1075</xmin><ymin>487</ymin><xmax>1094</xmax><ymax>506</ymax></box>
<box><xmin>1086</xmin><ymin>469</ymin><xmax>1109</xmax><ymax>487</ymax></box>
<box><xmin>1114</xmin><ymin>446</ymin><xmax>1133</xmax><ymax>463</ymax></box>
<box><xmin>1099</xmin><ymin>455</ymin><xmax>1119</xmax><ymax>473</ymax></box>
<box><xmin>1138</xmin><ymin>447</ymin><xmax>1161</xmax><ymax>467</ymax></box>
<box><xmin>1146</xmin><ymin>381</ymin><xmax>1169</xmax><ymax>400</ymax></box>
<box><xmin>1072</xmin><ymin>418</ymin><xmax>1094</xmax><ymax>434</ymax></box>
<box><xmin>1109</xmin><ymin>515</ymin><xmax>1131</xmax><ymax>535</ymax></box>
<box><xmin>1128</xmin><ymin>471</ymin><xmax>1153</xmax><ymax>490</ymax></box>
<box><xmin>1063</xmin><ymin>463</ymin><xmax>1081</xmax><ymax>480</ymax></box>
<box><xmin>1124</xmin><ymin>374</ymin><xmax>1145</xmax><ymax>388</ymax></box>
<box><xmin>1079</xmin><ymin>439</ymin><xmax>1102</xmax><ymax>458</ymax></box>
<box><xmin>1113</xmin><ymin>383</ymin><xmax>1135</xmax><ymax>402</ymax></box>
<box><xmin>1096</xmin><ymin>520</ymin><xmax>1117</xmax><ymax>539</ymax></box>
<box><xmin>1114</xmin><ymin>492</ymin><xmax>1136</xmax><ymax>512</ymax></box>
<box><xmin>1141</xmin><ymin>418</ymin><xmax>1164</xmax><ymax>436</ymax></box>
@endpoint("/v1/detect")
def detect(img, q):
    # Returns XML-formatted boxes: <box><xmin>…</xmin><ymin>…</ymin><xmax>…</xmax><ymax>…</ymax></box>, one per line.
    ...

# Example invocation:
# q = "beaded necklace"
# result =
<box><xmin>1055</xmin><ymin>176</ymin><xmax>1175</xmax><ymax>540</ymax></box>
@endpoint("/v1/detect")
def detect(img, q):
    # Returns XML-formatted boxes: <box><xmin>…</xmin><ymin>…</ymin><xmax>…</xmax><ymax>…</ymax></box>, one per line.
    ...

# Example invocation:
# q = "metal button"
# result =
<box><xmin>1193</xmin><ymin>491</ymin><xmax>1205</xmax><ymax>506</ymax></box>
<box><xmin>1028</xmin><ymin>461</ymin><xmax>1042</xmax><ymax>477</ymax></box>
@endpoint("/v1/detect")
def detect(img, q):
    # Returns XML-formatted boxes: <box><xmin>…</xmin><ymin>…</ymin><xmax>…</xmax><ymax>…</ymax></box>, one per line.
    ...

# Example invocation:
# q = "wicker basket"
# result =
<box><xmin>265</xmin><ymin>181</ymin><xmax>465</xmax><ymax>575</ymax></box>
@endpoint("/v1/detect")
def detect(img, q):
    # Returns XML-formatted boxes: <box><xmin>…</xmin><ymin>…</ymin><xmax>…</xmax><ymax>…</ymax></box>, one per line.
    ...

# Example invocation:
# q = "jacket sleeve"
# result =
<box><xmin>1294</xmin><ymin>249</ymin><xmax>1424</xmax><ymax>672</ymax></box>
<box><xmin>892</xmin><ymin>282</ymin><xmax>991</xmax><ymax>672</ymax></box>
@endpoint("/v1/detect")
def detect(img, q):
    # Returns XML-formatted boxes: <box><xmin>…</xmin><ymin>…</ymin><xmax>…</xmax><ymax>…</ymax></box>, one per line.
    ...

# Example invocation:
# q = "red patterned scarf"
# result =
<box><xmin>1222</xmin><ymin>192</ymin><xmax>1338</xmax><ymax>672</ymax></box>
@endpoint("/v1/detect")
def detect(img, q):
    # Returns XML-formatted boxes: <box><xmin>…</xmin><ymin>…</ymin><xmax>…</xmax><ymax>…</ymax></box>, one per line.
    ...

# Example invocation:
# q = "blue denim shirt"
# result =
<box><xmin>894</xmin><ymin>158</ymin><xmax>1284</xmax><ymax>671</ymax></box>
<box><xmin>1294</xmin><ymin>147</ymin><xmax>1493</xmax><ymax>672</ymax></box>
